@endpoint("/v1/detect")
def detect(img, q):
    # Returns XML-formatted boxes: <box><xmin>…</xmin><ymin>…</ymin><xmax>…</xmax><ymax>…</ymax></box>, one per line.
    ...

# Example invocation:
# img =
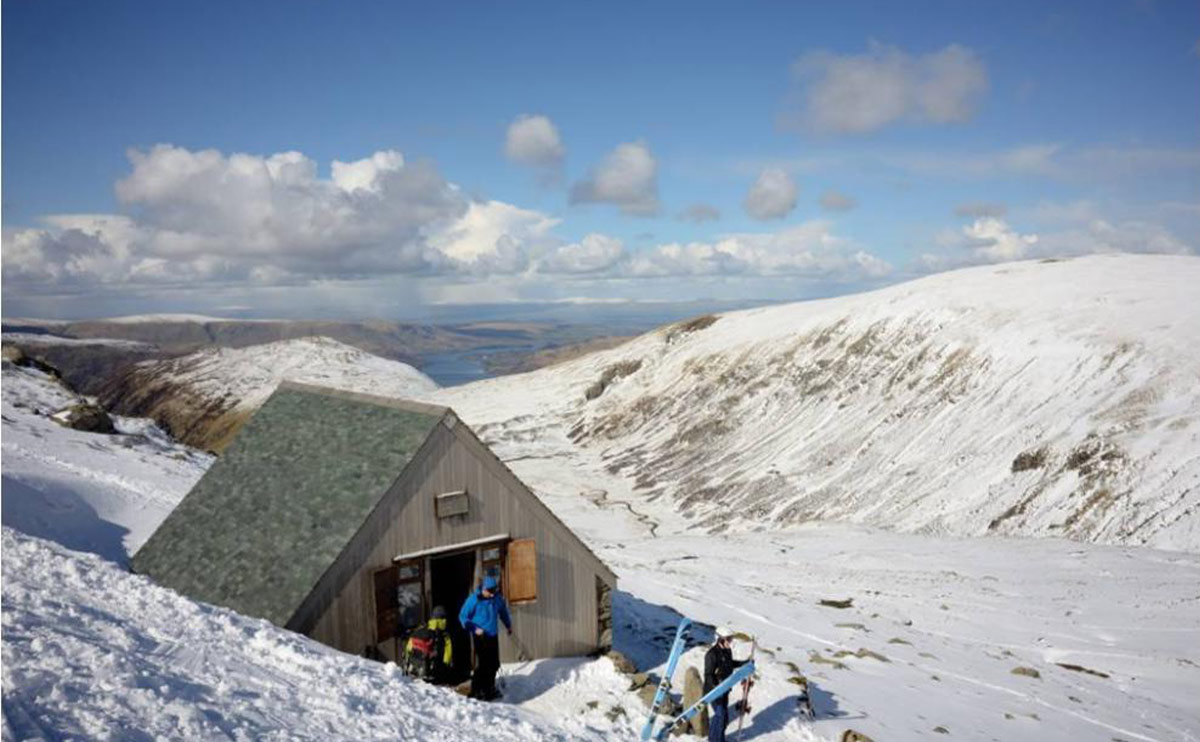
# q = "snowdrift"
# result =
<box><xmin>0</xmin><ymin>528</ymin><xmax>606</xmax><ymax>742</ymax></box>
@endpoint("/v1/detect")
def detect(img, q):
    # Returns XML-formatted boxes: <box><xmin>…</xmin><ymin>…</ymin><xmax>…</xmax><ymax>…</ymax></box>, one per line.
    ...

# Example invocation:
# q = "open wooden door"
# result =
<box><xmin>505</xmin><ymin>538</ymin><xmax>538</xmax><ymax>605</ymax></box>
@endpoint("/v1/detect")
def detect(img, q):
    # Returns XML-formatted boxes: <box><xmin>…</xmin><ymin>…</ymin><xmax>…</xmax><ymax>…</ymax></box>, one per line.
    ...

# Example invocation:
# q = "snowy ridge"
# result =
<box><xmin>434</xmin><ymin>254</ymin><xmax>1200</xmax><ymax>550</ymax></box>
<box><xmin>120</xmin><ymin>335</ymin><xmax>437</xmax><ymax>413</ymax></box>
<box><xmin>2</xmin><ymin>332</ymin><xmax>156</xmax><ymax>349</ymax></box>
<box><xmin>99</xmin><ymin>336</ymin><xmax>439</xmax><ymax>451</ymax></box>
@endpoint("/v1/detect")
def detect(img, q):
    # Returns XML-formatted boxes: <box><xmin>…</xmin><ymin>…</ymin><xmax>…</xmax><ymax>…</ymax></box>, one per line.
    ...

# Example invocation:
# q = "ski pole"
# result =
<box><xmin>734</xmin><ymin>635</ymin><xmax>757</xmax><ymax>741</ymax></box>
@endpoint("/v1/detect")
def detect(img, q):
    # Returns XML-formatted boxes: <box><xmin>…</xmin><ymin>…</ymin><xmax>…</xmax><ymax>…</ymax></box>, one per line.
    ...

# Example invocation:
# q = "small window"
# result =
<box><xmin>375</xmin><ymin>559</ymin><xmax>424</xmax><ymax>643</ymax></box>
<box><xmin>397</xmin><ymin>582</ymin><xmax>422</xmax><ymax>629</ymax></box>
<box><xmin>436</xmin><ymin>490</ymin><xmax>469</xmax><ymax>519</ymax></box>
<box><xmin>481</xmin><ymin>545</ymin><xmax>504</xmax><ymax>595</ymax></box>
<box><xmin>506</xmin><ymin>538</ymin><xmax>537</xmax><ymax>604</ymax></box>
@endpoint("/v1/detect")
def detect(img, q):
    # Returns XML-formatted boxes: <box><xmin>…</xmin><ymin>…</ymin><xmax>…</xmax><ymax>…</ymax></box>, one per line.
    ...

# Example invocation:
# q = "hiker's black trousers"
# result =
<box><xmin>470</xmin><ymin>633</ymin><xmax>500</xmax><ymax>698</ymax></box>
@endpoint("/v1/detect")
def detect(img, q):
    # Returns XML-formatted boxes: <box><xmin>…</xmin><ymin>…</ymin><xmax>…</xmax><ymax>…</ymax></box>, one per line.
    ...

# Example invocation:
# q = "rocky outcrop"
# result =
<box><xmin>51</xmin><ymin>403</ymin><xmax>115</xmax><ymax>434</ymax></box>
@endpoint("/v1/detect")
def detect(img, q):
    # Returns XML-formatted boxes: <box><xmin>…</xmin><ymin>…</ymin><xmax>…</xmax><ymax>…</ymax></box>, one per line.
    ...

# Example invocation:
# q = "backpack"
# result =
<box><xmin>404</xmin><ymin>625</ymin><xmax>447</xmax><ymax>681</ymax></box>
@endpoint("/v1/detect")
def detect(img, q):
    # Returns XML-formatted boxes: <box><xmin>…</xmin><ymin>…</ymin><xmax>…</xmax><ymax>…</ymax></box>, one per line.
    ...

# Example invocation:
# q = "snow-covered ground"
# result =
<box><xmin>0</xmin><ymin>528</ymin><xmax>622</xmax><ymax>742</ymax></box>
<box><xmin>3</xmin><ymin>254</ymin><xmax>1199</xmax><ymax>741</ymax></box>
<box><xmin>1</xmin><ymin>361</ymin><xmax>210</xmax><ymax>563</ymax></box>
<box><xmin>472</xmin><ymin>424</ymin><xmax>1200</xmax><ymax>742</ymax></box>
<box><xmin>434</xmin><ymin>254</ymin><xmax>1200</xmax><ymax>551</ymax></box>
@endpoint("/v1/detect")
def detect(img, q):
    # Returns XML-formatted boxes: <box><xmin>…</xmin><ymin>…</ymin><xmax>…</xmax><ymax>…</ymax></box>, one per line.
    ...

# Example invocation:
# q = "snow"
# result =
<box><xmin>1</xmin><ymin>361</ymin><xmax>210</xmax><ymax>563</ymax></box>
<box><xmin>432</xmin><ymin>254</ymin><xmax>1200</xmax><ymax>550</ymax></box>
<box><xmin>2</xmin><ymin>332</ymin><xmax>156</xmax><ymax>349</ymax></box>
<box><xmin>440</xmin><ymin>420</ymin><xmax>1200</xmax><ymax>742</ymax></box>
<box><xmin>130</xmin><ymin>336</ymin><xmax>439</xmax><ymax>413</ymax></box>
<box><xmin>0</xmin><ymin>528</ymin><xmax>614</xmax><ymax>742</ymax></box>
<box><xmin>3</xmin><ymin>254</ymin><xmax>1199</xmax><ymax>741</ymax></box>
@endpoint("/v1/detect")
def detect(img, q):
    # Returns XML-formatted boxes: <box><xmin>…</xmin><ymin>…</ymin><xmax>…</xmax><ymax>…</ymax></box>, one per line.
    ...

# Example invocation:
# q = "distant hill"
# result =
<box><xmin>3</xmin><ymin>316</ymin><xmax>489</xmax><ymax>366</ymax></box>
<box><xmin>436</xmin><ymin>254</ymin><xmax>1200</xmax><ymax>551</ymax></box>
<box><xmin>99</xmin><ymin>337</ymin><xmax>437</xmax><ymax>452</ymax></box>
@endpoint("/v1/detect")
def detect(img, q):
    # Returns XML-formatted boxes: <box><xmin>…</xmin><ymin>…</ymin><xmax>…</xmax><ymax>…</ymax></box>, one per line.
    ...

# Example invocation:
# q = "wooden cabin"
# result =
<box><xmin>133</xmin><ymin>381</ymin><xmax>616</xmax><ymax>676</ymax></box>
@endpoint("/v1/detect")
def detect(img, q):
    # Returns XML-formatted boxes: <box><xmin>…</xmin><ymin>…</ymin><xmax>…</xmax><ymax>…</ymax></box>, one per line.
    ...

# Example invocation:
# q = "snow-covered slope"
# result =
<box><xmin>1</xmin><ymin>360</ymin><xmax>210</xmax><ymax>563</ymax></box>
<box><xmin>0</xmin><ymin>528</ymin><xmax>614</xmax><ymax>742</ymax></box>
<box><xmin>434</xmin><ymin>254</ymin><xmax>1200</xmax><ymax>550</ymax></box>
<box><xmin>99</xmin><ymin>336</ymin><xmax>438</xmax><ymax>452</ymax></box>
<box><xmin>4</xmin><ymin>322</ymin><xmax>1199</xmax><ymax>742</ymax></box>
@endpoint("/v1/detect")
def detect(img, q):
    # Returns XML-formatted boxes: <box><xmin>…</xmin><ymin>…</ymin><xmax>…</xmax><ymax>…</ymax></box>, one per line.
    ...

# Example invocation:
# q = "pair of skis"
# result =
<box><xmin>654</xmin><ymin>661</ymin><xmax>756</xmax><ymax>741</ymax></box>
<box><xmin>639</xmin><ymin>618</ymin><xmax>692</xmax><ymax>740</ymax></box>
<box><xmin>639</xmin><ymin>618</ymin><xmax>757</xmax><ymax>742</ymax></box>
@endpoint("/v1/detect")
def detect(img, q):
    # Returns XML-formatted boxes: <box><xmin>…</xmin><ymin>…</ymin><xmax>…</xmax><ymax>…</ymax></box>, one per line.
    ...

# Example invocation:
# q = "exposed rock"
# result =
<box><xmin>51</xmin><ymin>403</ymin><xmax>116</xmax><ymax>434</ymax></box>
<box><xmin>637</xmin><ymin>683</ymin><xmax>659</xmax><ymax>709</ymax></box>
<box><xmin>1056</xmin><ymin>662</ymin><xmax>1109</xmax><ymax>679</ymax></box>
<box><xmin>664</xmin><ymin>314</ymin><xmax>719</xmax><ymax>344</ymax></box>
<box><xmin>1010</xmin><ymin>666</ymin><xmax>1041</xmax><ymax>679</ymax></box>
<box><xmin>841</xmin><ymin>730</ymin><xmax>875</xmax><ymax>742</ymax></box>
<box><xmin>808</xmin><ymin>650</ymin><xmax>848</xmax><ymax>670</ymax></box>
<box><xmin>819</xmin><ymin>598</ymin><xmax>854</xmax><ymax>609</ymax></box>
<box><xmin>2</xmin><ymin>344</ymin><xmax>63</xmax><ymax>379</ymax></box>
<box><xmin>681</xmin><ymin>666</ymin><xmax>708</xmax><ymax>736</ymax></box>
<box><xmin>584</xmin><ymin>359</ymin><xmax>643</xmax><ymax>401</ymax></box>
<box><xmin>607</xmin><ymin>649</ymin><xmax>637</xmax><ymax>675</ymax></box>
<box><xmin>1012</xmin><ymin>446</ymin><xmax>1049</xmax><ymax>472</ymax></box>
<box><xmin>628</xmin><ymin>672</ymin><xmax>652</xmax><ymax>690</ymax></box>
<box><xmin>605</xmin><ymin>705</ymin><xmax>627</xmax><ymax>722</ymax></box>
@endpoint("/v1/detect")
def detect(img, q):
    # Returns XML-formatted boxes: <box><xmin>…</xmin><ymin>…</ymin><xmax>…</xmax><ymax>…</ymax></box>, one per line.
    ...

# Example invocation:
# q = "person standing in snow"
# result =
<box><xmin>458</xmin><ymin>573</ymin><xmax>512</xmax><ymax>700</ymax></box>
<box><xmin>704</xmin><ymin>626</ymin><xmax>751</xmax><ymax>742</ymax></box>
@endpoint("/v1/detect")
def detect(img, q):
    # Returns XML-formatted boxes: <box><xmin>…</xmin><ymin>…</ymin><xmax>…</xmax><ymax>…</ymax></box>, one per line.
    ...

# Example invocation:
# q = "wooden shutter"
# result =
<box><xmin>374</xmin><ymin>566</ymin><xmax>399</xmax><ymax>642</ymax></box>
<box><xmin>506</xmin><ymin>538</ymin><xmax>537</xmax><ymax>604</ymax></box>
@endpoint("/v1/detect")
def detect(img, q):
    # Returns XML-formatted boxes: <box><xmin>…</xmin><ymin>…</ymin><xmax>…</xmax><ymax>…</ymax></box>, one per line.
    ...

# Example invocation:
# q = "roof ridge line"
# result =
<box><xmin>277</xmin><ymin>380</ymin><xmax>450</xmax><ymax>417</ymax></box>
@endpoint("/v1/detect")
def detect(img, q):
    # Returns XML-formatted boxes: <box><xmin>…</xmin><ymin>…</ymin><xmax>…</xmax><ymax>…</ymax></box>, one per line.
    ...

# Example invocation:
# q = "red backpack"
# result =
<box><xmin>404</xmin><ymin>625</ymin><xmax>446</xmax><ymax>680</ymax></box>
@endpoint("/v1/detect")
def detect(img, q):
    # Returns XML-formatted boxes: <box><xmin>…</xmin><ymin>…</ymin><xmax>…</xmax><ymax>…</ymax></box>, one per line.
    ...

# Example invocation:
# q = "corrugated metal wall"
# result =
<box><xmin>305</xmin><ymin>419</ymin><xmax>616</xmax><ymax>662</ymax></box>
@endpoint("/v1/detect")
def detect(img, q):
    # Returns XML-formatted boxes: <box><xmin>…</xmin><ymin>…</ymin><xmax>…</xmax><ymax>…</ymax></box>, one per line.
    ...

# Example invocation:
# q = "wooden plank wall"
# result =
<box><xmin>306</xmin><ymin>420</ymin><xmax>615</xmax><ymax>662</ymax></box>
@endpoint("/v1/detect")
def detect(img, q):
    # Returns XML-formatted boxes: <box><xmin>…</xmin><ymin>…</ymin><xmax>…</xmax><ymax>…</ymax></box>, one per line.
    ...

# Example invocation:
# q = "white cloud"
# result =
<box><xmin>625</xmin><ymin>221</ymin><xmax>890</xmax><ymax>280</ymax></box>
<box><xmin>921</xmin><ymin>213</ymin><xmax>1194</xmax><ymax>271</ymax></box>
<box><xmin>965</xmin><ymin>217</ymin><xmax>1039</xmax><ymax>261</ymax></box>
<box><xmin>330</xmin><ymin>150</ymin><xmax>406</xmax><ymax>193</ymax></box>
<box><xmin>787</xmin><ymin>43</ymin><xmax>987</xmax><ymax>134</ymax></box>
<box><xmin>820</xmin><ymin>190</ymin><xmax>857</xmax><ymax>212</ymax></box>
<box><xmin>570</xmin><ymin>141</ymin><xmax>660</xmax><ymax>216</ymax></box>
<box><xmin>430</xmin><ymin>200</ymin><xmax>561</xmax><ymax>274</ymax></box>
<box><xmin>1038</xmin><ymin>219</ymin><xmax>1193</xmax><ymax>257</ymax></box>
<box><xmin>540</xmin><ymin>234</ymin><xmax>625</xmax><ymax>274</ymax></box>
<box><xmin>744</xmin><ymin>168</ymin><xmax>799</xmax><ymax>220</ymax></box>
<box><xmin>677</xmin><ymin>203</ymin><xmax>721</xmax><ymax>223</ymax></box>
<box><xmin>504</xmin><ymin>114</ymin><xmax>566</xmax><ymax>183</ymax></box>
<box><xmin>3</xmin><ymin>145</ymin><xmax>563</xmax><ymax>290</ymax></box>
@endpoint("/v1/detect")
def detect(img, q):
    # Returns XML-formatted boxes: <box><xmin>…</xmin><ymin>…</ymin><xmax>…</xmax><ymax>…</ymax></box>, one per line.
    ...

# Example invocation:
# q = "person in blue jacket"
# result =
<box><xmin>458</xmin><ymin>573</ymin><xmax>512</xmax><ymax>700</ymax></box>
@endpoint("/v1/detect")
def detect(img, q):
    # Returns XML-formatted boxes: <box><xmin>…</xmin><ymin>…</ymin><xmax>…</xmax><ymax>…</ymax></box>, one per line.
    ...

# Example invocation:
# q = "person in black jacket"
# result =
<box><xmin>703</xmin><ymin>625</ymin><xmax>750</xmax><ymax>742</ymax></box>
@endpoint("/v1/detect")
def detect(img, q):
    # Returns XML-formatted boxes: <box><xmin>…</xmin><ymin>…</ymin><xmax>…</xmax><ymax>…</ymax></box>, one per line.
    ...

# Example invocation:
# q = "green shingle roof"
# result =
<box><xmin>132</xmin><ymin>383</ymin><xmax>444</xmax><ymax>626</ymax></box>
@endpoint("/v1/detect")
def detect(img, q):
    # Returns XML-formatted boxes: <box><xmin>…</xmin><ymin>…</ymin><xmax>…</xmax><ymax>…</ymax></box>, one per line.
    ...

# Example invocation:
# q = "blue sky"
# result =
<box><xmin>3</xmin><ymin>0</ymin><xmax>1198</xmax><ymax>319</ymax></box>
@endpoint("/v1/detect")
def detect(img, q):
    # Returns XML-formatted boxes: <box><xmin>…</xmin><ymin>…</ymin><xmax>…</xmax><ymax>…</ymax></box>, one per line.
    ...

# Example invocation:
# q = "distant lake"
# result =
<box><xmin>419</xmin><ymin>347</ymin><xmax>504</xmax><ymax>387</ymax></box>
<box><xmin>414</xmin><ymin>299</ymin><xmax>767</xmax><ymax>387</ymax></box>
